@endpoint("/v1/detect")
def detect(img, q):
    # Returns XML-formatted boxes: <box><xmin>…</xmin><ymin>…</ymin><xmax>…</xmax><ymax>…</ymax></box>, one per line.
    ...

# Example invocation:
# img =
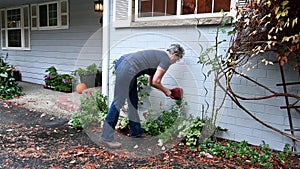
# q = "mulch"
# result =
<box><xmin>0</xmin><ymin>101</ymin><xmax>299</xmax><ymax>169</ymax></box>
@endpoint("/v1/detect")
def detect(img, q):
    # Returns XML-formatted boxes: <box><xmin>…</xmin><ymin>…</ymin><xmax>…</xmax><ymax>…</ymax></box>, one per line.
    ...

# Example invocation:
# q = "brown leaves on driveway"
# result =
<box><xmin>0</xmin><ymin>102</ymin><xmax>299</xmax><ymax>169</ymax></box>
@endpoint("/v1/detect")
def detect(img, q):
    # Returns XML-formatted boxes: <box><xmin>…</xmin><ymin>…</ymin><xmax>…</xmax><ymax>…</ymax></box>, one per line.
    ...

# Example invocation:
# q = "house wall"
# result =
<box><xmin>107</xmin><ymin>2</ymin><xmax>300</xmax><ymax>151</ymax></box>
<box><xmin>0</xmin><ymin>0</ymin><xmax>103</xmax><ymax>84</ymax></box>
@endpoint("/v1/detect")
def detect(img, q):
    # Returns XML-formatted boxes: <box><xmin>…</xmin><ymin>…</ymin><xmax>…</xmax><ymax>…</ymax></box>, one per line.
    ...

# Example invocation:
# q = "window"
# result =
<box><xmin>137</xmin><ymin>0</ymin><xmax>231</xmax><ymax>18</ymax></box>
<box><xmin>114</xmin><ymin>0</ymin><xmax>235</xmax><ymax>27</ymax></box>
<box><xmin>1</xmin><ymin>6</ymin><xmax>30</xmax><ymax>50</ymax></box>
<box><xmin>31</xmin><ymin>0</ymin><xmax>69</xmax><ymax>30</ymax></box>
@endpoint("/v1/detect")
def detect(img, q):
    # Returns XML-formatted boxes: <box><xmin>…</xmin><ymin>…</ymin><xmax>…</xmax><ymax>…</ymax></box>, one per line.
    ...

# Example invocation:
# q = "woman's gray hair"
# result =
<box><xmin>166</xmin><ymin>44</ymin><xmax>185</xmax><ymax>59</ymax></box>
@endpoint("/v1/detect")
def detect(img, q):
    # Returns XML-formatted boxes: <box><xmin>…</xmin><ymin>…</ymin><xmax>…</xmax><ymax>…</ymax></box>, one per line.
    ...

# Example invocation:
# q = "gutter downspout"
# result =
<box><xmin>102</xmin><ymin>0</ymin><xmax>110</xmax><ymax>98</ymax></box>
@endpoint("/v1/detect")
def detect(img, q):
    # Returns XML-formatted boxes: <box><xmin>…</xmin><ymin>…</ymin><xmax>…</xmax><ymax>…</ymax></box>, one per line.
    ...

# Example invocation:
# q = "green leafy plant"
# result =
<box><xmin>0</xmin><ymin>56</ymin><xmax>23</xmax><ymax>99</ymax></box>
<box><xmin>73</xmin><ymin>63</ymin><xmax>99</xmax><ymax>88</ymax></box>
<box><xmin>142</xmin><ymin>101</ymin><xmax>185</xmax><ymax>137</ymax></box>
<box><xmin>69</xmin><ymin>91</ymin><xmax>108</xmax><ymax>128</ymax></box>
<box><xmin>137</xmin><ymin>75</ymin><xmax>150</xmax><ymax>104</ymax></box>
<box><xmin>74</xmin><ymin>63</ymin><xmax>99</xmax><ymax>76</ymax></box>
<box><xmin>44</xmin><ymin>66</ymin><xmax>73</xmax><ymax>92</ymax></box>
<box><xmin>178</xmin><ymin>117</ymin><xmax>206</xmax><ymax>151</ymax></box>
<box><xmin>116</xmin><ymin>117</ymin><xmax>129</xmax><ymax>131</ymax></box>
<box><xmin>44</xmin><ymin>66</ymin><xmax>59</xmax><ymax>87</ymax></box>
<box><xmin>54</xmin><ymin>74</ymin><xmax>73</xmax><ymax>92</ymax></box>
<box><xmin>198</xmin><ymin>139</ymin><xmax>291</xmax><ymax>168</ymax></box>
<box><xmin>86</xmin><ymin>63</ymin><xmax>98</xmax><ymax>74</ymax></box>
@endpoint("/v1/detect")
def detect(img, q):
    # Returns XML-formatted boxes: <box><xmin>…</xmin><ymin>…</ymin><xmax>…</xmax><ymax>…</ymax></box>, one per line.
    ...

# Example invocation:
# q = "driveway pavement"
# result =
<box><xmin>8</xmin><ymin>81</ymin><xmax>101</xmax><ymax>119</ymax></box>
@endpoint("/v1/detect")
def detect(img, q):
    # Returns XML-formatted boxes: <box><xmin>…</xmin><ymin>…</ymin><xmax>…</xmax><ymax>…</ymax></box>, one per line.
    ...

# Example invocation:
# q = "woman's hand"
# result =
<box><xmin>165</xmin><ymin>89</ymin><xmax>173</xmax><ymax>98</ymax></box>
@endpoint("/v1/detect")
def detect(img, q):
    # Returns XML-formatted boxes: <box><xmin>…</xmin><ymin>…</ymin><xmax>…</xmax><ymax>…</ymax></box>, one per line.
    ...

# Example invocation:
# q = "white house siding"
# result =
<box><xmin>0</xmin><ymin>0</ymin><xmax>103</xmax><ymax>84</ymax></box>
<box><xmin>107</xmin><ymin>2</ymin><xmax>300</xmax><ymax>151</ymax></box>
<box><xmin>217</xmin><ymin>54</ymin><xmax>300</xmax><ymax>151</ymax></box>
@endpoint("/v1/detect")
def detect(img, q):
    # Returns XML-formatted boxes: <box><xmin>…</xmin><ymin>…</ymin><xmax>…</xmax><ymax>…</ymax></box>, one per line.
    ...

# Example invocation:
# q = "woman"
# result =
<box><xmin>100</xmin><ymin>44</ymin><xmax>185</xmax><ymax>148</ymax></box>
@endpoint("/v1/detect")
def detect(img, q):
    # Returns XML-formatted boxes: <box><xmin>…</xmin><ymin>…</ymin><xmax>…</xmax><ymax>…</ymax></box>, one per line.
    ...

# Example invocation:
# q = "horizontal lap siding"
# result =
<box><xmin>0</xmin><ymin>0</ymin><xmax>102</xmax><ymax>84</ymax></box>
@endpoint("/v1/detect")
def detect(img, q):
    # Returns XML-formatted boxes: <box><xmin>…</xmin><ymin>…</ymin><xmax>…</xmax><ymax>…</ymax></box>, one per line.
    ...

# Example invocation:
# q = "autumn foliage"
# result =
<box><xmin>229</xmin><ymin>0</ymin><xmax>300</xmax><ymax>68</ymax></box>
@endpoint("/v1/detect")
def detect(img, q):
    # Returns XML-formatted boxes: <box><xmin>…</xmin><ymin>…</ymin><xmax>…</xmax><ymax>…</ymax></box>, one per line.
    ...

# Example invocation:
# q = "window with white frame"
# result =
<box><xmin>31</xmin><ymin>0</ymin><xmax>69</xmax><ymax>30</ymax></box>
<box><xmin>114</xmin><ymin>0</ymin><xmax>239</xmax><ymax>27</ymax></box>
<box><xmin>1</xmin><ymin>6</ymin><xmax>30</xmax><ymax>50</ymax></box>
<box><xmin>137</xmin><ymin>0</ymin><xmax>231</xmax><ymax>18</ymax></box>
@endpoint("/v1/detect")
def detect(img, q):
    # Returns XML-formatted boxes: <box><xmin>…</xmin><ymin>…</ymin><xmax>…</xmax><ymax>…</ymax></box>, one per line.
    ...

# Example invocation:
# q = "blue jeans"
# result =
<box><xmin>100</xmin><ymin>55</ymin><xmax>144</xmax><ymax>141</ymax></box>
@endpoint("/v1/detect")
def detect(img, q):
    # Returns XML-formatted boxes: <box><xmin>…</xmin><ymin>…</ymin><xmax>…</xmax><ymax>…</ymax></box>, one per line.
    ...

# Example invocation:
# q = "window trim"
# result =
<box><xmin>31</xmin><ymin>0</ymin><xmax>69</xmax><ymax>31</ymax></box>
<box><xmin>1</xmin><ymin>6</ymin><xmax>31</xmax><ymax>50</ymax></box>
<box><xmin>113</xmin><ymin>0</ymin><xmax>237</xmax><ymax>28</ymax></box>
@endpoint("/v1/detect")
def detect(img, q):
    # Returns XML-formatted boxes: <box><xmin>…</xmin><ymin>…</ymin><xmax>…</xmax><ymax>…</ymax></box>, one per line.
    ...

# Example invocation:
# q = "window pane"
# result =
<box><xmin>2</xmin><ymin>30</ymin><xmax>6</xmax><ymax>47</ymax></box>
<box><xmin>139</xmin><ymin>0</ymin><xmax>176</xmax><ymax>17</ymax></box>
<box><xmin>32</xmin><ymin>5</ymin><xmax>37</xmax><ymax>16</ymax></box>
<box><xmin>61</xmin><ymin>15</ymin><xmax>67</xmax><ymax>26</ymax></box>
<box><xmin>24</xmin><ymin>29</ymin><xmax>29</xmax><ymax>48</ymax></box>
<box><xmin>1</xmin><ymin>11</ymin><xmax>5</xmax><ymax>28</ymax></box>
<box><xmin>214</xmin><ymin>0</ymin><xmax>231</xmax><ymax>12</ymax></box>
<box><xmin>166</xmin><ymin>0</ymin><xmax>176</xmax><ymax>15</ymax></box>
<box><xmin>39</xmin><ymin>5</ymin><xmax>48</xmax><ymax>27</ymax></box>
<box><xmin>197</xmin><ymin>0</ymin><xmax>212</xmax><ymax>13</ymax></box>
<box><xmin>61</xmin><ymin>1</ymin><xmax>67</xmax><ymax>13</ymax></box>
<box><xmin>182</xmin><ymin>0</ymin><xmax>214</xmax><ymax>14</ymax></box>
<box><xmin>8</xmin><ymin>29</ymin><xmax>21</xmax><ymax>47</ymax></box>
<box><xmin>182</xmin><ymin>0</ymin><xmax>196</xmax><ymax>14</ymax></box>
<box><xmin>23</xmin><ymin>7</ymin><xmax>29</xmax><ymax>27</ymax></box>
<box><xmin>7</xmin><ymin>9</ymin><xmax>21</xmax><ymax>28</ymax></box>
<box><xmin>32</xmin><ymin>18</ymin><xmax>37</xmax><ymax>27</ymax></box>
<box><xmin>139</xmin><ymin>0</ymin><xmax>152</xmax><ymax>17</ymax></box>
<box><xmin>49</xmin><ymin>3</ymin><xmax>57</xmax><ymax>26</ymax></box>
<box><xmin>153</xmin><ymin>0</ymin><xmax>165</xmax><ymax>16</ymax></box>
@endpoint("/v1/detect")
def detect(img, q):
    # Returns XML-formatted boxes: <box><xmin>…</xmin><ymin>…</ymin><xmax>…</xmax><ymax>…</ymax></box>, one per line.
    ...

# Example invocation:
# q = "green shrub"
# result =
<box><xmin>142</xmin><ymin>101</ymin><xmax>186</xmax><ymax>137</ymax></box>
<box><xmin>178</xmin><ymin>117</ymin><xmax>206</xmax><ymax>151</ymax></box>
<box><xmin>69</xmin><ymin>91</ymin><xmax>108</xmax><ymax>128</ymax></box>
<box><xmin>0</xmin><ymin>56</ymin><xmax>23</xmax><ymax>100</ymax></box>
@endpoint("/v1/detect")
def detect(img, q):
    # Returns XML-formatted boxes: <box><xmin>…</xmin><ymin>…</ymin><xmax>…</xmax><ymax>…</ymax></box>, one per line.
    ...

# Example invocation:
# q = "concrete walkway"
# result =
<box><xmin>8</xmin><ymin>82</ymin><xmax>101</xmax><ymax>119</ymax></box>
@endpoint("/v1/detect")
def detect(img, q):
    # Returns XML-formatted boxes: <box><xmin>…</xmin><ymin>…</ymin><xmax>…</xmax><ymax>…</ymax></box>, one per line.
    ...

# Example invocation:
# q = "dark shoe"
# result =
<box><xmin>131</xmin><ymin>133</ymin><xmax>147</xmax><ymax>138</ymax></box>
<box><xmin>99</xmin><ymin>138</ymin><xmax>121</xmax><ymax>148</ymax></box>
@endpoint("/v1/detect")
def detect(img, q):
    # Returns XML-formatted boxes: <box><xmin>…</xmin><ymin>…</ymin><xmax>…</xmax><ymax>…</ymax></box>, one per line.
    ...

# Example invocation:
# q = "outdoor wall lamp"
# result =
<box><xmin>94</xmin><ymin>0</ymin><xmax>103</xmax><ymax>24</ymax></box>
<box><xmin>94</xmin><ymin>0</ymin><xmax>103</xmax><ymax>13</ymax></box>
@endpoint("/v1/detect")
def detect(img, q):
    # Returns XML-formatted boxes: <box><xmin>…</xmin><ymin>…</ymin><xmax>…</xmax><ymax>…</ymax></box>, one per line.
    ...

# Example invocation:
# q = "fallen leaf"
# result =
<box><xmin>69</xmin><ymin>160</ymin><xmax>76</xmax><ymax>164</ymax></box>
<box><xmin>157</xmin><ymin>139</ymin><xmax>163</xmax><ymax>146</ymax></box>
<box><xmin>205</xmin><ymin>153</ymin><xmax>213</xmax><ymax>159</ymax></box>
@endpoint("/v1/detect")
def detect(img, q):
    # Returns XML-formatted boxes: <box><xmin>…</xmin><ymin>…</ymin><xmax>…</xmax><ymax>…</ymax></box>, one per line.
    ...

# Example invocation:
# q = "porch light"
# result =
<box><xmin>94</xmin><ymin>0</ymin><xmax>103</xmax><ymax>12</ymax></box>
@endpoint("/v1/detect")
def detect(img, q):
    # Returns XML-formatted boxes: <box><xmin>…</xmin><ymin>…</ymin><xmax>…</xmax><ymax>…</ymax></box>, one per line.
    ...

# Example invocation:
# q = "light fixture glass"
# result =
<box><xmin>94</xmin><ymin>0</ymin><xmax>103</xmax><ymax>12</ymax></box>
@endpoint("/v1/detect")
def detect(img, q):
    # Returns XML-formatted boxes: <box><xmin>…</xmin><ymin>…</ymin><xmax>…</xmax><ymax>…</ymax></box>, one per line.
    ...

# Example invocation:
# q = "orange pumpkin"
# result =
<box><xmin>76</xmin><ymin>83</ymin><xmax>87</xmax><ymax>94</ymax></box>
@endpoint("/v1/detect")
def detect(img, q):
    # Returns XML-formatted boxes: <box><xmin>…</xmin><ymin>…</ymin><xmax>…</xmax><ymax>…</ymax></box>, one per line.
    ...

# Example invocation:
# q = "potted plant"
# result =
<box><xmin>11</xmin><ymin>65</ymin><xmax>22</xmax><ymax>81</ymax></box>
<box><xmin>74</xmin><ymin>63</ymin><xmax>100</xmax><ymax>88</ymax></box>
<box><xmin>44</xmin><ymin>66</ymin><xmax>74</xmax><ymax>92</ymax></box>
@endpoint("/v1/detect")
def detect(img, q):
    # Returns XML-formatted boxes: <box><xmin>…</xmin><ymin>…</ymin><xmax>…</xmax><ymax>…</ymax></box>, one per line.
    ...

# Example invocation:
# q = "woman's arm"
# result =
<box><xmin>149</xmin><ymin>66</ymin><xmax>172</xmax><ymax>97</ymax></box>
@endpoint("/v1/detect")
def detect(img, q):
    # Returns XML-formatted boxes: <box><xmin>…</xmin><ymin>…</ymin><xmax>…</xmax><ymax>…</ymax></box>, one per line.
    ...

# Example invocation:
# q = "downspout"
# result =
<box><xmin>102</xmin><ymin>0</ymin><xmax>110</xmax><ymax>98</ymax></box>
